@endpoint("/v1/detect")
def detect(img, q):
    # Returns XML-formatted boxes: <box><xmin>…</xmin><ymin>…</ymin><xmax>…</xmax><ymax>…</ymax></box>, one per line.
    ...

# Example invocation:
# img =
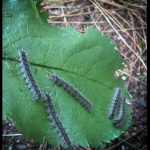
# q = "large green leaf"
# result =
<box><xmin>3</xmin><ymin>0</ymin><xmax>132</xmax><ymax>147</ymax></box>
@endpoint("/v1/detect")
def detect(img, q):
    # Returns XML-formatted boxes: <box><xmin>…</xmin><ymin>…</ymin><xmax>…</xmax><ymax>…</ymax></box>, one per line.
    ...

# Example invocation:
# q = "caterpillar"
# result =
<box><xmin>18</xmin><ymin>50</ymin><xmax>41</xmax><ymax>100</ymax></box>
<box><xmin>113</xmin><ymin>98</ymin><xmax>126</xmax><ymax>127</ymax></box>
<box><xmin>109</xmin><ymin>88</ymin><xmax>121</xmax><ymax>120</ymax></box>
<box><xmin>43</xmin><ymin>93</ymin><xmax>75</xmax><ymax>149</ymax></box>
<box><xmin>49</xmin><ymin>75</ymin><xmax>93</xmax><ymax>112</ymax></box>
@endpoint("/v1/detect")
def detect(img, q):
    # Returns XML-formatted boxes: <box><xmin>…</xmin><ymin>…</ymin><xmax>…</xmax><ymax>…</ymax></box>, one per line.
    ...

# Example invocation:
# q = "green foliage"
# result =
<box><xmin>3</xmin><ymin>0</ymin><xmax>132</xmax><ymax>147</ymax></box>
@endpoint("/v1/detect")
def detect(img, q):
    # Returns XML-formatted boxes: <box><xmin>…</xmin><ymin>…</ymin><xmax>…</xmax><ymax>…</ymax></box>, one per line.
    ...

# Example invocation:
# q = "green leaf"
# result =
<box><xmin>3</xmin><ymin>0</ymin><xmax>132</xmax><ymax>147</ymax></box>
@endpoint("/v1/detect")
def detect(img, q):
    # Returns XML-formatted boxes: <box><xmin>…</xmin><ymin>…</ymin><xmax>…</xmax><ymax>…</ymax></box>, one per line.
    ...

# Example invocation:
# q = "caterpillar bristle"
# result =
<box><xmin>49</xmin><ymin>75</ymin><xmax>93</xmax><ymax>112</ymax></box>
<box><xmin>18</xmin><ymin>50</ymin><xmax>41</xmax><ymax>100</ymax></box>
<box><xmin>43</xmin><ymin>93</ymin><xmax>73</xmax><ymax>148</ymax></box>
<box><xmin>109</xmin><ymin>88</ymin><xmax>121</xmax><ymax>120</ymax></box>
<box><xmin>113</xmin><ymin>98</ymin><xmax>126</xmax><ymax>128</ymax></box>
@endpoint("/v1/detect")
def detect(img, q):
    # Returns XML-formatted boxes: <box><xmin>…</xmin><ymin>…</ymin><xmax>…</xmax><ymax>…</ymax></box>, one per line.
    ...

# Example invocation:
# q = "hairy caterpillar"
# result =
<box><xmin>43</xmin><ymin>93</ymin><xmax>75</xmax><ymax>149</ymax></box>
<box><xmin>109</xmin><ymin>88</ymin><xmax>121</xmax><ymax>120</ymax></box>
<box><xmin>49</xmin><ymin>75</ymin><xmax>93</xmax><ymax>112</ymax></box>
<box><xmin>18</xmin><ymin>50</ymin><xmax>41</xmax><ymax>100</ymax></box>
<box><xmin>113</xmin><ymin>98</ymin><xmax>126</xmax><ymax>127</ymax></box>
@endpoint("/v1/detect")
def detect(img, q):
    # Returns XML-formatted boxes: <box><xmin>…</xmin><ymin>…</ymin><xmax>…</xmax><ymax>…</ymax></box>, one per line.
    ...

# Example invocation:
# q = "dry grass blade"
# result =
<box><xmin>102</xmin><ymin>27</ymin><xmax>147</xmax><ymax>33</ymax></box>
<box><xmin>104</xmin><ymin>126</ymin><xmax>146</xmax><ymax>150</ymax></box>
<box><xmin>113</xmin><ymin>12</ymin><xmax>147</xmax><ymax>46</ymax></box>
<box><xmin>96</xmin><ymin>0</ymin><xmax>139</xmax><ymax>12</ymax></box>
<box><xmin>118</xmin><ymin>69</ymin><xmax>146</xmax><ymax>86</ymax></box>
<box><xmin>39</xmin><ymin>137</ymin><xmax>48</xmax><ymax>150</ymax></box>
<box><xmin>120</xmin><ymin>0</ymin><xmax>147</xmax><ymax>10</ymax></box>
<box><xmin>47</xmin><ymin>21</ymin><xmax>106</xmax><ymax>24</ymax></box>
<box><xmin>49</xmin><ymin>11</ymin><xmax>101</xmax><ymax>19</ymax></box>
<box><xmin>89</xmin><ymin>0</ymin><xmax>147</xmax><ymax>71</ymax></box>
<box><xmin>3</xmin><ymin>133</ymin><xmax>22</xmax><ymax>137</ymax></box>
<box><xmin>105</xmin><ymin>10</ymin><xmax>144</xmax><ymax>53</ymax></box>
<box><xmin>61</xmin><ymin>7</ymin><xmax>68</xmax><ymax>27</ymax></box>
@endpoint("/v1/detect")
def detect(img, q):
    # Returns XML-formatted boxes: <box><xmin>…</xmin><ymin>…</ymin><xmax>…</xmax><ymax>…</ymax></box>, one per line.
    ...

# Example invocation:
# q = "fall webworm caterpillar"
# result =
<box><xmin>109</xmin><ymin>88</ymin><xmax>121</xmax><ymax>120</ymax></box>
<box><xmin>43</xmin><ymin>93</ymin><xmax>75</xmax><ymax>149</ymax></box>
<box><xmin>49</xmin><ymin>75</ymin><xmax>93</xmax><ymax>112</ymax></box>
<box><xmin>113</xmin><ymin>98</ymin><xmax>126</xmax><ymax>127</ymax></box>
<box><xmin>18</xmin><ymin>50</ymin><xmax>41</xmax><ymax>100</ymax></box>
